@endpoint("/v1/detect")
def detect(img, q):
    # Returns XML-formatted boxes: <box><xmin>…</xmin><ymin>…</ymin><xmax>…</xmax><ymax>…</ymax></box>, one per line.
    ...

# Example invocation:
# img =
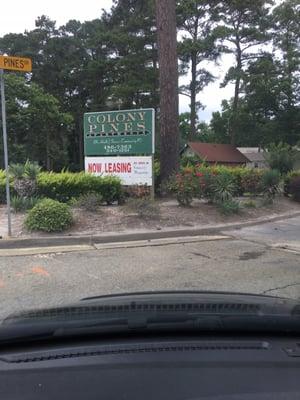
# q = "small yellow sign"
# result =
<box><xmin>0</xmin><ymin>55</ymin><xmax>32</xmax><ymax>72</ymax></box>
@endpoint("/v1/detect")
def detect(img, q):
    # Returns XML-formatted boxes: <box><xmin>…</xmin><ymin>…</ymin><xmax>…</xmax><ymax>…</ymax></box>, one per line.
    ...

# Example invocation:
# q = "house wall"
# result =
<box><xmin>246</xmin><ymin>160</ymin><xmax>268</xmax><ymax>169</ymax></box>
<box><xmin>183</xmin><ymin>148</ymin><xmax>196</xmax><ymax>157</ymax></box>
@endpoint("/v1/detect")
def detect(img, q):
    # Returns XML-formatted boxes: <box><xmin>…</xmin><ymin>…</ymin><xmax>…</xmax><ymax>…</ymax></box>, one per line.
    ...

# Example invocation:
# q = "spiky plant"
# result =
<box><xmin>10</xmin><ymin>161</ymin><xmax>41</xmax><ymax>197</ymax></box>
<box><xmin>9</xmin><ymin>163</ymin><xmax>27</xmax><ymax>197</ymax></box>
<box><xmin>24</xmin><ymin>160</ymin><xmax>41</xmax><ymax>180</ymax></box>
<box><xmin>9</xmin><ymin>163</ymin><xmax>25</xmax><ymax>180</ymax></box>
<box><xmin>212</xmin><ymin>173</ymin><xmax>237</xmax><ymax>203</ymax></box>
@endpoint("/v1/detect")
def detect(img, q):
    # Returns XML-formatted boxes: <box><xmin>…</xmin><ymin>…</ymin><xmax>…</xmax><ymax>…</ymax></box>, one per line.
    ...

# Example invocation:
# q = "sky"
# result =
<box><xmin>0</xmin><ymin>0</ymin><xmax>234</xmax><ymax>121</ymax></box>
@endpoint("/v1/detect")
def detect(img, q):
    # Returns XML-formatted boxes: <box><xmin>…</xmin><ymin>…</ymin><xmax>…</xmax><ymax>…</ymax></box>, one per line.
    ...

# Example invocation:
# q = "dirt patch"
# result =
<box><xmin>0</xmin><ymin>196</ymin><xmax>300</xmax><ymax>238</ymax></box>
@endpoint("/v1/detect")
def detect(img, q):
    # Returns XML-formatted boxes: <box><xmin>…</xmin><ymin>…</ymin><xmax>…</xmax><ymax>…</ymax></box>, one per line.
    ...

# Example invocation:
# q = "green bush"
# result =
<box><xmin>217</xmin><ymin>199</ymin><xmax>240</xmax><ymax>215</ymax></box>
<box><xmin>24</xmin><ymin>160</ymin><xmax>41</xmax><ymax>180</ymax></box>
<box><xmin>168</xmin><ymin>169</ymin><xmax>198</xmax><ymax>206</ymax></box>
<box><xmin>0</xmin><ymin>171</ymin><xmax>15</xmax><ymax>204</ymax></box>
<box><xmin>266</xmin><ymin>142</ymin><xmax>297</xmax><ymax>175</ymax></box>
<box><xmin>11</xmin><ymin>196</ymin><xmax>40</xmax><ymax>213</ymax></box>
<box><xmin>287</xmin><ymin>176</ymin><xmax>300</xmax><ymax>202</ymax></box>
<box><xmin>25</xmin><ymin>199</ymin><xmax>73</xmax><ymax>232</ymax></box>
<box><xmin>211</xmin><ymin>173</ymin><xmax>237</xmax><ymax>203</ymax></box>
<box><xmin>124</xmin><ymin>185</ymin><xmax>151</xmax><ymax>199</ymax></box>
<box><xmin>0</xmin><ymin>175</ymin><xmax>7</xmax><ymax>204</ymax></box>
<box><xmin>169</xmin><ymin>166</ymin><xmax>267</xmax><ymax>206</ymax></box>
<box><xmin>243</xmin><ymin>200</ymin><xmax>257</xmax><ymax>208</ymax></box>
<box><xmin>261</xmin><ymin>169</ymin><xmax>281</xmax><ymax>202</ymax></box>
<box><xmin>10</xmin><ymin>161</ymin><xmax>41</xmax><ymax>198</ymax></box>
<box><xmin>240</xmin><ymin>169</ymin><xmax>264</xmax><ymax>196</ymax></box>
<box><xmin>180</xmin><ymin>154</ymin><xmax>204</xmax><ymax>168</ymax></box>
<box><xmin>74</xmin><ymin>193</ymin><xmax>103</xmax><ymax>211</ymax></box>
<box><xmin>126</xmin><ymin>197</ymin><xmax>160</xmax><ymax>219</ymax></box>
<box><xmin>284</xmin><ymin>170</ymin><xmax>300</xmax><ymax>196</ymax></box>
<box><xmin>36</xmin><ymin>172</ymin><xmax>122</xmax><ymax>204</ymax></box>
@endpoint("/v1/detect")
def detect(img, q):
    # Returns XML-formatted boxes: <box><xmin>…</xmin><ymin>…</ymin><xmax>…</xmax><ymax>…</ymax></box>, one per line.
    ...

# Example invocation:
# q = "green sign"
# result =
<box><xmin>84</xmin><ymin>108</ymin><xmax>155</xmax><ymax>156</ymax></box>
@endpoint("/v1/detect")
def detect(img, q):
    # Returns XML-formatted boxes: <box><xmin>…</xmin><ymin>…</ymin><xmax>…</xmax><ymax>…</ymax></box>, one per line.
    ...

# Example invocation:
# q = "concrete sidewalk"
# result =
<box><xmin>1</xmin><ymin>209</ymin><xmax>300</xmax><ymax>250</ymax></box>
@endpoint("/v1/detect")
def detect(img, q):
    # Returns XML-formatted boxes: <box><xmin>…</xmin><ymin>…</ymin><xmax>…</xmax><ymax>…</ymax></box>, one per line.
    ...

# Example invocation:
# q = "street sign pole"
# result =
<box><xmin>150</xmin><ymin>154</ymin><xmax>155</xmax><ymax>200</ymax></box>
<box><xmin>0</xmin><ymin>69</ymin><xmax>12</xmax><ymax>237</ymax></box>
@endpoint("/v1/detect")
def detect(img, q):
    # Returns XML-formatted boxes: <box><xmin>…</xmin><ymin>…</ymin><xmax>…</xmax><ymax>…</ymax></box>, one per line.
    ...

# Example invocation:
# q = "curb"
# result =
<box><xmin>1</xmin><ymin>211</ymin><xmax>300</xmax><ymax>250</ymax></box>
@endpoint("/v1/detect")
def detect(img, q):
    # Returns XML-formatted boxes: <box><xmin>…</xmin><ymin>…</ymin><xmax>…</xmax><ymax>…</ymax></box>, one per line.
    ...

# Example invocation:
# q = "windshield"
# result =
<box><xmin>0</xmin><ymin>0</ymin><xmax>299</xmax><ymax>323</ymax></box>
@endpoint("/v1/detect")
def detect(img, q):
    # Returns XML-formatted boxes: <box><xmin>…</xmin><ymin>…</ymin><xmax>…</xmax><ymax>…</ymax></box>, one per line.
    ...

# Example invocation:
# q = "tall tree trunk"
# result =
<box><xmin>230</xmin><ymin>46</ymin><xmax>242</xmax><ymax>145</ymax></box>
<box><xmin>152</xmin><ymin>42</ymin><xmax>159</xmax><ymax>107</ymax></box>
<box><xmin>190</xmin><ymin>51</ymin><xmax>197</xmax><ymax>140</ymax></box>
<box><xmin>155</xmin><ymin>0</ymin><xmax>179</xmax><ymax>184</ymax></box>
<box><xmin>77</xmin><ymin>115</ymin><xmax>84</xmax><ymax>171</ymax></box>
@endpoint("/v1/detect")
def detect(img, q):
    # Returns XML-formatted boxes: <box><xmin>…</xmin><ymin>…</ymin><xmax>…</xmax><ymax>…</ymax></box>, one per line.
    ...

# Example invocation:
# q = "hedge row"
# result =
<box><xmin>0</xmin><ymin>171</ymin><xmax>122</xmax><ymax>204</ymax></box>
<box><xmin>0</xmin><ymin>173</ymin><xmax>14</xmax><ymax>204</ymax></box>
<box><xmin>169</xmin><ymin>165</ymin><xmax>283</xmax><ymax>207</ymax></box>
<box><xmin>284</xmin><ymin>170</ymin><xmax>300</xmax><ymax>200</ymax></box>
<box><xmin>180</xmin><ymin>165</ymin><xmax>266</xmax><ymax>197</ymax></box>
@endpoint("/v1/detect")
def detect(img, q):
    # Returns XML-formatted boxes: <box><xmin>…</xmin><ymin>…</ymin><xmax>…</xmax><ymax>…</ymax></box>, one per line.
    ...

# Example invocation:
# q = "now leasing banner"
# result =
<box><xmin>85</xmin><ymin>156</ymin><xmax>152</xmax><ymax>186</ymax></box>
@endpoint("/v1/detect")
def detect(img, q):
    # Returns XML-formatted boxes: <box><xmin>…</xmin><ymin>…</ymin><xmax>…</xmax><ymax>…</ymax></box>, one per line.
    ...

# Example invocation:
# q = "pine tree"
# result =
<box><xmin>155</xmin><ymin>0</ymin><xmax>180</xmax><ymax>183</ymax></box>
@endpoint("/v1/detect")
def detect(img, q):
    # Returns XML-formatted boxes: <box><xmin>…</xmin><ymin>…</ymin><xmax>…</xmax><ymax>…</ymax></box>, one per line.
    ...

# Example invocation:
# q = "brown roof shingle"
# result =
<box><xmin>187</xmin><ymin>142</ymin><xmax>249</xmax><ymax>163</ymax></box>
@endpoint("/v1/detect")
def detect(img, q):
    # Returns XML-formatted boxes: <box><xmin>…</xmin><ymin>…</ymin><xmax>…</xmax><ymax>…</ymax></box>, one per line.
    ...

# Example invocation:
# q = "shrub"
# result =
<box><xmin>11</xmin><ymin>196</ymin><xmax>40</xmax><ymax>213</ymax></box>
<box><xmin>211</xmin><ymin>173</ymin><xmax>237</xmax><ymax>203</ymax></box>
<box><xmin>25</xmin><ymin>199</ymin><xmax>73</xmax><ymax>232</ymax></box>
<box><xmin>167</xmin><ymin>165</ymin><xmax>274</xmax><ymax>206</ymax></box>
<box><xmin>10</xmin><ymin>161</ymin><xmax>41</xmax><ymax>197</ymax></box>
<box><xmin>261</xmin><ymin>169</ymin><xmax>281</xmax><ymax>202</ymax></box>
<box><xmin>124</xmin><ymin>185</ymin><xmax>150</xmax><ymax>199</ymax></box>
<box><xmin>217</xmin><ymin>199</ymin><xmax>240</xmax><ymax>215</ymax></box>
<box><xmin>126</xmin><ymin>197</ymin><xmax>160</xmax><ymax>219</ymax></box>
<box><xmin>24</xmin><ymin>160</ymin><xmax>41</xmax><ymax>180</ymax></box>
<box><xmin>240</xmin><ymin>169</ymin><xmax>264</xmax><ymax>196</ymax></box>
<box><xmin>74</xmin><ymin>193</ymin><xmax>104</xmax><ymax>211</ymax></box>
<box><xmin>193</xmin><ymin>169</ymin><xmax>217</xmax><ymax>202</ymax></box>
<box><xmin>0</xmin><ymin>183</ymin><xmax>15</xmax><ymax>204</ymax></box>
<box><xmin>243</xmin><ymin>200</ymin><xmax>256</xmax><ymax>208</ymax></box>
<box><xmin>9</xmin><ymin>163</ymin><xmax>25</xmax><ymax>179</ymax></box>
<box><xmin>266</xmin><ymin>142</ymin><xmax>297</xmax><ymax>175</ymax></box>
<box><xmin>287</xmin><ymin>176</ymin><xmax>300</xmax><ymax>202</ymax></box>
<box><xmin>181</xmin><ymin>154</ymin><xmax>204</xmax><ymax>168</ymax></box>
<box><xmin>168</xmin><ymin>170</ymin><xmax>197</xmax><ymax>206</ymax></box>
<box><xmin>37</xmin><ymin>172</ymin><xmax>122</xmax><ymax>204</ymax></box>
<box><xmin>284</xmin><ymin>170</ymin><xmax>300</xmax><ymax>196</ymax></box>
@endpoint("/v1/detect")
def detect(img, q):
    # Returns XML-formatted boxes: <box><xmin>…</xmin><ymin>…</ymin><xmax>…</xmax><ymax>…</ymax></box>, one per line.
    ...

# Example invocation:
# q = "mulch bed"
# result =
<box><xmin>2</xmin><ymin>196</ymin><xmax>299</xmax><ymax>238</ymax></box>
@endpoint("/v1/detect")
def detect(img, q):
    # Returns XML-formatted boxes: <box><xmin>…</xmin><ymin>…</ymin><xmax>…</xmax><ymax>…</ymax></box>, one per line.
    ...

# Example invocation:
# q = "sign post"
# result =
<box><xmin>0</xmin><ymin>55</ymin><xmax>32</xmax><ymax>236</ymax></box>
<box><xmin>0</xmin><ymin>69</ymin><xmax>11</xmax><ymax>236</ymax></box>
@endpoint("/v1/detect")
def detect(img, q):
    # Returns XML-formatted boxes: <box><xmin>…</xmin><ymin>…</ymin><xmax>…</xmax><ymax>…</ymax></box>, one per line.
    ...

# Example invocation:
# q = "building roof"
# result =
<box><xmin>237</xmin><ymin>147</ymin><xmax>262</xmax><ymax>153</ymax></box>
<box><xmin>187</xmin><ymin>142</ymin><xmax>250</xmax><ymax>164</ymax></box>
<box><xmin>237</xmin><ymin>148</ymin><xmax>268</xmax><ymax>163</ymax></box>
<box><xmin>243</xmin><ymin>152</ymin><xmax>267</xmax><ymax>163</ymax></box>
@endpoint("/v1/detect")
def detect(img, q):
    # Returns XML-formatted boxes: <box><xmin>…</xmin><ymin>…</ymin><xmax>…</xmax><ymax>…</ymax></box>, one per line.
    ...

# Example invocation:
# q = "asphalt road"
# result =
<box><xmin>0</xmin><ymin>217</ymin><xmax>299</xmax><ymax>319</ymax></box>
<box><xmin>226</xmin><ymin>216</ymin><xmax>300</xmax><ymax>247</ymax></box>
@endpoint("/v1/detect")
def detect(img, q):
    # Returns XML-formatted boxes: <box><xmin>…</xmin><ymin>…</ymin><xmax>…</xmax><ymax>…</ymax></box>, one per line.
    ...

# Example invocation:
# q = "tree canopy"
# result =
<box><xmin>0</xmin><ymin>0</ymin><xmax>299</xmax><ymax>170</ymax></box>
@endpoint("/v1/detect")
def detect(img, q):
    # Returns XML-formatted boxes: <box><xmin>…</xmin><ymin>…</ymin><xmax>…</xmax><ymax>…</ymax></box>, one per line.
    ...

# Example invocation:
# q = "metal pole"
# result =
<box><xmin>150</xmin><ymin>154</ymin><xmax>155</xmax><ymax>200</ymax></box>
<box><xmin>0</xmin><ymin>69</ymin><xmax>12</xmax><ymax>236</ymax></box>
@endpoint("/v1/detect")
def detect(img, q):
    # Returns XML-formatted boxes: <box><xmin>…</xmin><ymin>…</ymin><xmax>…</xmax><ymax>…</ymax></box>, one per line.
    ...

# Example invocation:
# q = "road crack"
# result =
<box><xmin>261</xmin><ymin>282</ymin><xmax>300</xmax><ymax>295</ymax></box>
<box><xmin>191</xmin><ymin>252</ymin><xmax>211</xmax><ymax>259</ymax></box>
